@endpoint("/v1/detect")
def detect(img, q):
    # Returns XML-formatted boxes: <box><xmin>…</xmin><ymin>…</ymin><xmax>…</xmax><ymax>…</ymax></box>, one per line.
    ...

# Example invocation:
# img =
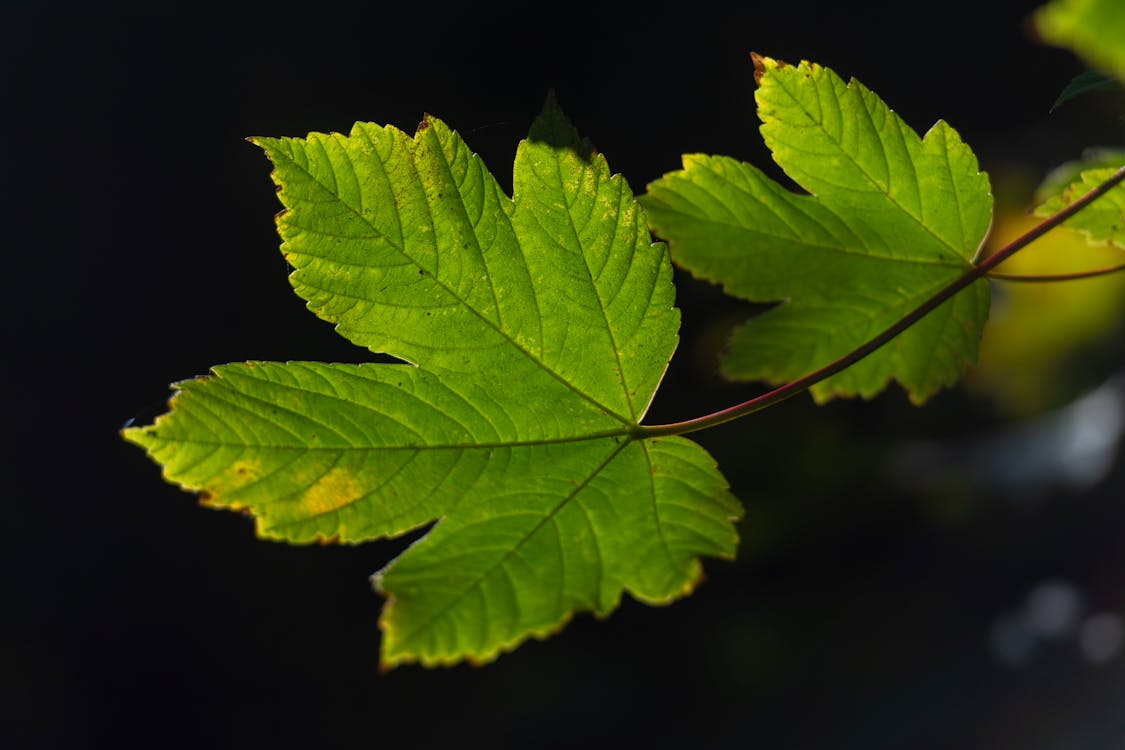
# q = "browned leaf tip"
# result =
<box><xmin>751</xmin><ymin>52</ymin><xmax>767</xmax><ymax>84</ymax></box>
<box><xmin>751</xmin><ymin>52</ymin><xmax>788</xmax><ymax>85</ymax></box>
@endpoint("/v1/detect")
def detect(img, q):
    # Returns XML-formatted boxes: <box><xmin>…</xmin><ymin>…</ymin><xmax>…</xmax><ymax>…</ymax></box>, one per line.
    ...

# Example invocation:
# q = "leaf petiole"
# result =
<box><xmin>639</xmin><ymin>163</ymin><xmax>1125</xmax><ymax>438</ymax></box>
<box><xmin>987</xmin><ymin>263</ymin><xmax>1125</xmax><ymax>282</ymax></box>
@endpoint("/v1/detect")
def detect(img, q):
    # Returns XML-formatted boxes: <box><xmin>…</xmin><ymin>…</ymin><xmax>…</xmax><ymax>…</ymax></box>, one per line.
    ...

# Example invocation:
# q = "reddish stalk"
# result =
<box><xmin>987</xmin><ymin>263</ymin><xmax>1125</xmax><ymax>282</ymax></box>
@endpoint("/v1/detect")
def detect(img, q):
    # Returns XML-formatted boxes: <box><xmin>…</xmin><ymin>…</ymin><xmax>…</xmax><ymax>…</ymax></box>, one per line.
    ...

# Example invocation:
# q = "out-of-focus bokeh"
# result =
<box><xmin>6</xmin><ymin>1</ymin><xmax>1125</xmax><ymax>748</ymax></box>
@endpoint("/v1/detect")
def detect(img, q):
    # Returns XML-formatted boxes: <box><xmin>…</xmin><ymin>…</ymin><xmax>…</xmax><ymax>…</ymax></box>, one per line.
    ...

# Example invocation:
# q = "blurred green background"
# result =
<box><xmin>6</xmin><ymin>0</ymin><xmax>1125</xmax><ymax>747</ymax></box>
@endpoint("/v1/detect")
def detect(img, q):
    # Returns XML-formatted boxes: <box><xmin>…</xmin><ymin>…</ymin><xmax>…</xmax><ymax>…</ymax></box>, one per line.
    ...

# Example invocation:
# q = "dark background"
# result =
<box><xmin>6</xmin><ymin>0</ymin><xmax>1125</xmax><ymax>747</ymax></box>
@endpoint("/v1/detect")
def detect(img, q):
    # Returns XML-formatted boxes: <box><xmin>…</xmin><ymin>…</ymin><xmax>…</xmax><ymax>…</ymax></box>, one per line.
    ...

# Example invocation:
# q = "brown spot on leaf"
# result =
<box><xmin>751</xmin><ymin>51</ymin><xmax>767</xmax><ymax>84</ymax></box>
<box><xmin>751</xmin><ymin>52</ymin><xmax>788</xmax><ymax>85</ymax></box>
<box><xmin>229</xmin><ymin>460</ymin><xmax>261</xmax><ymax>482</ymax></box>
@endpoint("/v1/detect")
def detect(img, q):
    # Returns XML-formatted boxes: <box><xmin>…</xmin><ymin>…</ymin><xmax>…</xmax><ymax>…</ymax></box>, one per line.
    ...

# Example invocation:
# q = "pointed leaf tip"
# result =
<box><xmin>1050</xmin><ymin>70</ymin><xmax>1118</xmax><ymax>111</ymax></box>
<box><xmin>751</xmin><ymin>53</ymin><xmax>789</xmax><ymax>85</ymax></box>
<box><xmin>751</xmin><ymin>52</ymin><xmax>767</xmax><ymax>84</ymax></box>
<box><xmin>528</xmin><ymin>91</ymin><xmax>593</xmax><ymax>160</ymax></box>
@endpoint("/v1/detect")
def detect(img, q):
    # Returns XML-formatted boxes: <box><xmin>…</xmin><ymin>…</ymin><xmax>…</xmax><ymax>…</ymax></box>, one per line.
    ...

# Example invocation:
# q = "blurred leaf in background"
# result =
<box><xmin>1035</xmin><ymin>149</ymin><xmax>1125</xmax><ymax>248</ymax></box>
<box><xmin>1036</xmin><ymin>0</ymin><xmax>1125</xmax><ymax>81</ymax></box>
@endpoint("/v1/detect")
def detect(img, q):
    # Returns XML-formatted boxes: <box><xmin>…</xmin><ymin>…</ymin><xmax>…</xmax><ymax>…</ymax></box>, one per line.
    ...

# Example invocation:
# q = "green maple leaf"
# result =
<box><xmin>123</xmin><ymin>99</ymin><xmax>741</xmax><ymax>668</ymax></box>
<box><xmin>1035</xmin><ymin>150</ymin><xmax>1125</xmax><ymax>248</ymax></box>
<box><xmin>1036</xmin><ymin>0</ymin><xmax>1125</xmax><ymax>82</ymax></box>
<box><xmin>641</xmin><ymin>56</ymin><xmax>993</xmax><ymax>404</ymax></box>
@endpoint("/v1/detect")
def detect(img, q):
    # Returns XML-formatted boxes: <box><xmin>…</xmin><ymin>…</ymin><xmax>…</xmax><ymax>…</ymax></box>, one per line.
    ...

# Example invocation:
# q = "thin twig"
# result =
<box><xmin>987</xmin><ymin>263</ymin><xmax>1125</xmax><ymax>282</ymax></box>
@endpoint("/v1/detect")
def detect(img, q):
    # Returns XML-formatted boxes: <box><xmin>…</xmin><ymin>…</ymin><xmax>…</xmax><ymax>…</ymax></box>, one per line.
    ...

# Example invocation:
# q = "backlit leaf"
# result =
<box><xmin>124</xmin><ymin>100</ymin><xmax>741</xmax><ymax>668</ymax></box>
<box><xmin>642</xmin><ymin>57</ymin><xmax>992</xmax><ymax>403</ymax></box>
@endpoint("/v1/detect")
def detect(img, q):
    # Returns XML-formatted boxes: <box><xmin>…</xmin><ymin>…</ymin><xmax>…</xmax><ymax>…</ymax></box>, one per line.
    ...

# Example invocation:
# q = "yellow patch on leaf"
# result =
<box><xmin>302</xmin><ymin>468</ymin><xmax>364</xmax><ymax>516</ymax></box>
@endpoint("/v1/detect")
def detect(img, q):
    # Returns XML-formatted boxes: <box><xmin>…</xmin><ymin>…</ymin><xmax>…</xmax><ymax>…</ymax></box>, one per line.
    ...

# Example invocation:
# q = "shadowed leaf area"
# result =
<box><xmin>642</xmin><ymin>56</ymin><xmax>993</xmax><ymax>404</ymax></box>
<box><xmin>1050</xmin><ymin>70</ymin><xmax>1119</xmax><ymax>111</ymax></box>
<box><xmin>123</xmin><ymin>99</ymin><xmax>740</xmax><ymax>668</ymax></box>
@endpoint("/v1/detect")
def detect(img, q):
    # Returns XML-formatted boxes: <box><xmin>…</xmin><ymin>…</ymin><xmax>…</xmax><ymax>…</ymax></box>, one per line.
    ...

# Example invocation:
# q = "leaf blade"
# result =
<box><xmin>128</xmin><ymin>102</ymin><xmax>740</xmax><ymax>666</ymax></box>
<box><xmin>376</xmin><ymin>436</ymin><xmax>738</xmax><ymax>667</ymax></box>
<box><xmin>642</xmin><ymin>57</ymin><xmax>992</xmax><ymax>403</ymax></box>
<box><xmin>123</xmin><ymin>361</ymin><xmax>629</xmax><ymax>543</ymax></box>
<box><xmin>254</xmin><ymin>101</ymin><xmax>678</xmax><ymax>423</ymax></box>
